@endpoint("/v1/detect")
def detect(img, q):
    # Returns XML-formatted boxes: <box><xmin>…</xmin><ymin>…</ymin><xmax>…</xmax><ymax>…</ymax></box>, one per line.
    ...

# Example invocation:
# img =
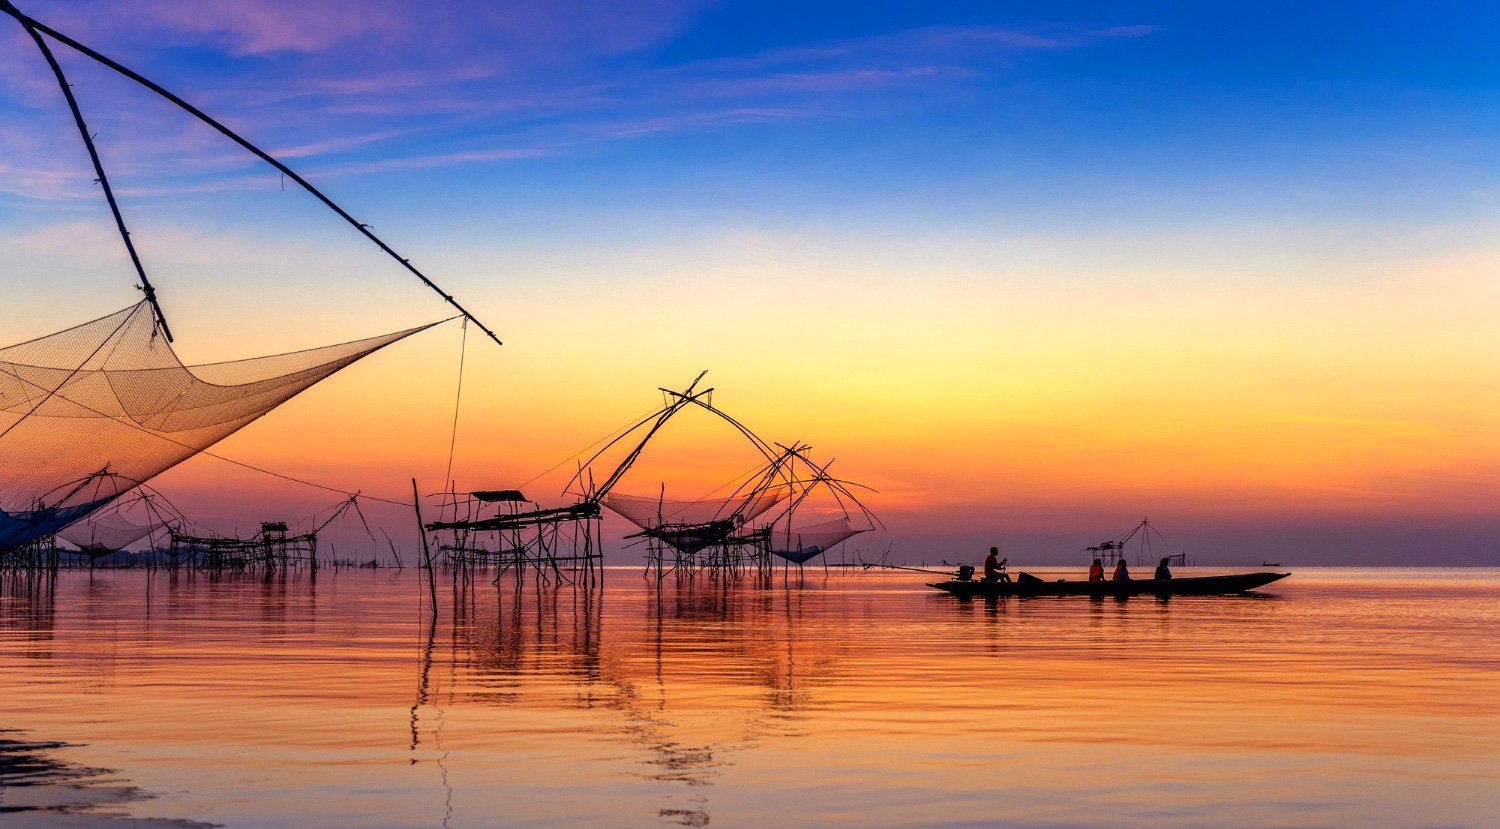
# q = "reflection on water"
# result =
<box><xmin>2</xmin><ymin>568</ymin><xmax>1498</xmax><ymax>828</ymax></box>
<box><xmin>0</xmin><ymin>726</ymin><xmax>214</xmax><ymax>827</ymax></box>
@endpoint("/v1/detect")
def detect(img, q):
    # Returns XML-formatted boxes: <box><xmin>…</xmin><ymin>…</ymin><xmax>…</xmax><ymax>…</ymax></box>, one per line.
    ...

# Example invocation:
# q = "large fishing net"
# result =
<box><xmin>55</xmin><ymin>485</ymin><xmax>178</xmax><ymax>555</ymax></box>
<box><xmin>768</xmin><ymin>516</ymin><xmax>866</xmax><ymax>563</ymax></box>
<box><xmin>57</xmin><ymin>512</ymin><xmax>156</xmax><ymax>555</ymax></box>
<box><xmin>0</xmin><ymin>301</ymin><xmax>434</xmax><ymax>546</ymax></box>
<box><xmin>602</xmin><ymin>490</ymin><xmax>784</xmax><ymax>532</ymax></box>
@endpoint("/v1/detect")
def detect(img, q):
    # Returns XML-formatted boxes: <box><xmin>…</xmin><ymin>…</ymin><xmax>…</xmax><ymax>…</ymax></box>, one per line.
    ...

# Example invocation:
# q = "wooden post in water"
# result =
<box><xmin>412</xmin><ymin>478</ymin><xmax>437</xmax><ymax>613</ymax></box>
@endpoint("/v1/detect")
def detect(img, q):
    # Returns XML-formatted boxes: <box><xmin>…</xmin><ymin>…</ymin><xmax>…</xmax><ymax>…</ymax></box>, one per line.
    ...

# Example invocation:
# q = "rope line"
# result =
<box><xmin>442</xmin><ymin>319</ymin><xmax>468</xmax><ymax>494</ymax></box>
<box><xmin>513</xmin><ymin>403</ymin><xmax>666</xmax><ymax>492</ymax></box>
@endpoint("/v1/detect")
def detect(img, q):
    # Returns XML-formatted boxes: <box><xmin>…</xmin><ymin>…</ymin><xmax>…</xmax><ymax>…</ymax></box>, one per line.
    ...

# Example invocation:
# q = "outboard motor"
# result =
<box><xmin>955</xmin><ymin>565</ymin><xmax>975</xmax><ymax>582</ymax></box>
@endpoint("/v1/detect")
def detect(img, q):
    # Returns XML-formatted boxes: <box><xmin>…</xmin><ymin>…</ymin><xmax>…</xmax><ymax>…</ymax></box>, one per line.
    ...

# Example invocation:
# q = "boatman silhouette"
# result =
<box><xmin>983</xmin><ymin>547</ymin><xmax>1011</xmax><ymax>583</ymax></box>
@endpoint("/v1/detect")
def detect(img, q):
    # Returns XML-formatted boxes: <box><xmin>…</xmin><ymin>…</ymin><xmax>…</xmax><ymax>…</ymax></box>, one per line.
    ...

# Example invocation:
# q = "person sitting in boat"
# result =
<box><xmin>983</xmin><ymin>547</ymin><xmax>1011</xmax><ymax>583</ymax></box>
<box><xmin>1154</xmin><ymin>557</ymin><xmax>1172</xmax><ymax>580</ymax></box>
<box><xmin>1111</xmin><ymin>559</ymin><xmax>1131</xmax><ymax>581</ymax></box>
<box><xmin>1088</xmin><ymin>558</ymin><xmax>1104</xmax><ymax>582</ymax></box>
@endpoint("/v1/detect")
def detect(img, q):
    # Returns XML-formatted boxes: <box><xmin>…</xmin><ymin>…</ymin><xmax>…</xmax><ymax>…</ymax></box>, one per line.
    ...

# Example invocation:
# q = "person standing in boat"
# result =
<box><xmin>1112</xmin><ymin>559</ymin><xmax>1131</xmax><ymax>581</ymax></box>
<box><xmin>1088</xmin><ymin>558</ymin><xmax>1104</xmax><ymax>582</ymax></box>
<box><xmin>984</xmin><ymin>547</ymin><xmax>1011</xmax><ymax>583</ymax></box>
<box><xmin>1154</xmin><ymin>557</ymin><xmax>1172</xmax><ymax>580</ymax></box>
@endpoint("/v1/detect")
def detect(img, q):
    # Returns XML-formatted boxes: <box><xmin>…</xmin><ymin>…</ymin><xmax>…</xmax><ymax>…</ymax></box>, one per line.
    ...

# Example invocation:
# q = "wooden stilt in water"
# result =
<box><xmin>412</xmin><ymin>478</ymin><xmax>437</xmax><ymax>614</ymax></box>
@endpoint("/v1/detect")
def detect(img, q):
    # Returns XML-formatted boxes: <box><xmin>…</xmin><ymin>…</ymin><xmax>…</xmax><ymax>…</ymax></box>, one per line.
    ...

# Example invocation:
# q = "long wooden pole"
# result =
<box><xmin>13</xmin><ymin>15</ymin><xmax>171</xmax><ymax>340</ymax></box>
<box><xmin>0</xmin><ymin>0</ymin><xmax>501</xmax><ymax>347</ymax></box>
<box><xmin>412</xmin><ymin>478</ymin><xmax>437</xmax><ymax>612</ymax></box>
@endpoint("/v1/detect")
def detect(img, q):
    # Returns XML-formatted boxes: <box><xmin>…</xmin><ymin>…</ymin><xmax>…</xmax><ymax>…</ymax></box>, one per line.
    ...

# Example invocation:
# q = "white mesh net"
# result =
<box><xmin>769</xmin><ymin>517</ymin><xmax>866</xmax><ymax>563</ymax></box>
<box><xmin>0</xmin><ymin>301</ymin><xmax>433</xmax><ymax>546</ymax></box>
<box><xmin>602</xmin><ymin>490</ymin><xmax>784</xmax><ymax>532</ymax></box>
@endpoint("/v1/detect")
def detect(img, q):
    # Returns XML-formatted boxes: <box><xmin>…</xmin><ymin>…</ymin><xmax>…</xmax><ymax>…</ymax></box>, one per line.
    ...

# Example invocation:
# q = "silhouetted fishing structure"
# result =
<box><xmin>425</xmin><ymin>488</ymin><xmax>604</xmax><ymax>587</ymax></box>
<box><xmin>1084</xmin><ymin>518</ymin><xmax>1188</xmax><ymax>567</ymax></box>
<box><xmin>58</xmin><ymin>490</ymin><xmax>170</xmax><ymax>563</ymax></box>
<box><xmin>162</xmin><ymin>495</ymin><xmax>376</xmax><ymax>573</ymax></box>
<box><xmin>602</xmin><ymin>440</ymin><xmax>880</xmax><ymax>581</ymax></box>
<box><xmin>425</xmin><ymin>373</ymin><xmax>881</xmax><ymax>586</ymax></box>
<box><xmin>3</xmin><ymin>478</ymin><xmax>383</xmax><ymax>575</ymax></box>
<box><xmin>0</xmin><ymin>535</ymin><xmax>58</xmax><ymax>575</ymax></box>
<box><xmin>70</xmin><ymin>500</ymin><xmax>386</xmax><ymax>573</ymax></box>
<box><xmin>586</xmin><ymin>378</ymin><xmax>881</xmax><ymax>581</ymax></box>
<box><xmin>578</xmin><ymin>373</ymin><xmax>783</xmax><ymax>580</ymax></box>
<box><xmin>0</xmin><ymin>2</ymin><xmax>501</xmax><ymax>574</ymax></box>
<box><xmin>2</xmin><ymin>4</ymin><xmax>882</xmax><ymax>589</ymax></box>
<box><xmin>2</xmin><ymin>472</ymin><xmax>162</xmax><ymax>572</ymax></box>
<box><xmin>168</xmin><ymin>522</ymin><xmax>318</xmax><ymax>573</ymax></box>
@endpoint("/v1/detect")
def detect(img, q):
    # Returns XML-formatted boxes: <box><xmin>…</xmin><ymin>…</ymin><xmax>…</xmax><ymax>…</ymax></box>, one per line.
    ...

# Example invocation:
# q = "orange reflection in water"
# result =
<box><xmin>1</xmin><ymin>568</ymin><xmax>1497</xmax><ymax>828</ymax></box>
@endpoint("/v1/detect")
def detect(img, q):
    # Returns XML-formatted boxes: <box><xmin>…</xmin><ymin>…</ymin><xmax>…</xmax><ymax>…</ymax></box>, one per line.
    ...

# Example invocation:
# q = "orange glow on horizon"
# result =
<box><xmin>56</xmin><ymin>234</ymin><xmax>1500</xmax><ymax>558</ymax></box>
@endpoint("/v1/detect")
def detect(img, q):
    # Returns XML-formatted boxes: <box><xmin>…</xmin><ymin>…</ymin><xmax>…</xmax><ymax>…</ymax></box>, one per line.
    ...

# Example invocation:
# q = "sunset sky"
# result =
<box><xmin>3</xmin><ymin>1</ymin><xmax>1500</xmax><ymax>564</ymax></box>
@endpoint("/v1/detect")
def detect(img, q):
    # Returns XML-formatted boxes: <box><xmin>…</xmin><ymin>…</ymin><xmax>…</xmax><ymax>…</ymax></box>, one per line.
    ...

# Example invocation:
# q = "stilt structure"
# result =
<box><xmin>168</xmin><ymin>522</ymin><xmax>318</xmax><ymax>573</ymax></box>
<box><xmin>0</xmin><ymin>534</ymin><xmax>59</xmax><ymax>574</ymax></box>
<box><xmin>163</xmin><ymin>495</ymin><xmax>376</xmax><ymax>574</ymax></box>
<box><xmin>426</xmin><ymin>490</ymin><xmax>603</xmax><ymax>587</ymax></box>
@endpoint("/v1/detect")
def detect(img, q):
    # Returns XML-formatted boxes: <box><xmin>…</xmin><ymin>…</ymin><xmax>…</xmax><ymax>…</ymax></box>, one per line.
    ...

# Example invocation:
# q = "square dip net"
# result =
<box><xmin>0</xmin><ymin>301</ymin><xmax>433</xmax><ymax>546</ymax></box>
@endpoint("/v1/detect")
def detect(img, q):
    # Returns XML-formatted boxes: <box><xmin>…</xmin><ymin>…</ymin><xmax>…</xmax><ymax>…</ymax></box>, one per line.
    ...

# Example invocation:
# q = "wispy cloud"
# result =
<box><xmin>0</xmin><ymin>3</ymin><xmax>1156</xmax><ymax>204</ymax></box>
<box><xmin>12</xmin><ymin>0</ymin><xmax>409</xmax><ymax>57</ymax></box>
<box><xmin>19</xmin><ymin>0</ymin><xmax>711</xmax><ymax>60</ymax></box>
<box><xmin>677</xmin><ymin>65</ymin><xmax>978</xmax><ymax>99</ymax></box>
<box><xmin>675</xmin><ymin>23</ymin><xmax>1155</xmax><ymax>76</ymax></box>
<box><xmin>317</xmin><ymin>146</ymin><xmax>553</xmax><ymax>176</ymax></box>
<box><xmin>575</xmin><ymin>107</ymin><xmax>803</xmax><ymax>139</ymax></box>
<box><xmin>132</xmin><ymin>0</ymin><xmax>409</xmax><ymax>56</ymax></box>
<box><xmin>269</xmin><ymin>127</ymin><xmax>417</xmax><ymax>160</ymax></box>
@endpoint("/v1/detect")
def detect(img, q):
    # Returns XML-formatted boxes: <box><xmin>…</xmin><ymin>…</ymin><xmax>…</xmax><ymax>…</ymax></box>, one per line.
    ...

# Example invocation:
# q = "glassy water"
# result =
<box><xmin>1</xmin><ymin>567</ymin><xmax>1496</xmax><ymax>828</ymax></box>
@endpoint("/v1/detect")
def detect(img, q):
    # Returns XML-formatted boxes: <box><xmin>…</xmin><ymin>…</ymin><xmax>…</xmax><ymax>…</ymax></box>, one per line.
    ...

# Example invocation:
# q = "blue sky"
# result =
<box><xmin>6</xmin><ymin>1</ymin><xmax>1496</xmax><ymax>231</ymax></box>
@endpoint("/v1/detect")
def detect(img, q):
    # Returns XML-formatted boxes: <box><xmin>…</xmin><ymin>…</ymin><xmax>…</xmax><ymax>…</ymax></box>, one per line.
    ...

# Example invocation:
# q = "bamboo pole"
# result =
<box><xmin>412</xmin><ymin>478</ymin><xmax>437</xmax><ymax>613</ymax></box>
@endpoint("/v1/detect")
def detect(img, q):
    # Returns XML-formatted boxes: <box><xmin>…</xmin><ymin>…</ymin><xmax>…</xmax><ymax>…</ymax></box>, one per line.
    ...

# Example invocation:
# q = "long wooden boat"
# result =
<box><xmin>928</xmin><ymin>571</ymin><xmax>1290</xmax><ymax>598</ymax></box>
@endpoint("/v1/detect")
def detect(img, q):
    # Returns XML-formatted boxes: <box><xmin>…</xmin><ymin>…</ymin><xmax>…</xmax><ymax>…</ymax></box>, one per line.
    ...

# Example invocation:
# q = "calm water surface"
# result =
<box><xmin>1</xmin><ymin>567</ymin><xmax>1496</xmax><ymax>828</ymax></box>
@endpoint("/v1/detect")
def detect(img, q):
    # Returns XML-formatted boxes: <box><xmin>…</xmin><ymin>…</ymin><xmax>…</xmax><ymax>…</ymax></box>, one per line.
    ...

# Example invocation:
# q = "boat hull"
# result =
<box><xmin>928</xmin><ymin>572</ymin><xmax>1290</xmax><ymax>598</ymax></box>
